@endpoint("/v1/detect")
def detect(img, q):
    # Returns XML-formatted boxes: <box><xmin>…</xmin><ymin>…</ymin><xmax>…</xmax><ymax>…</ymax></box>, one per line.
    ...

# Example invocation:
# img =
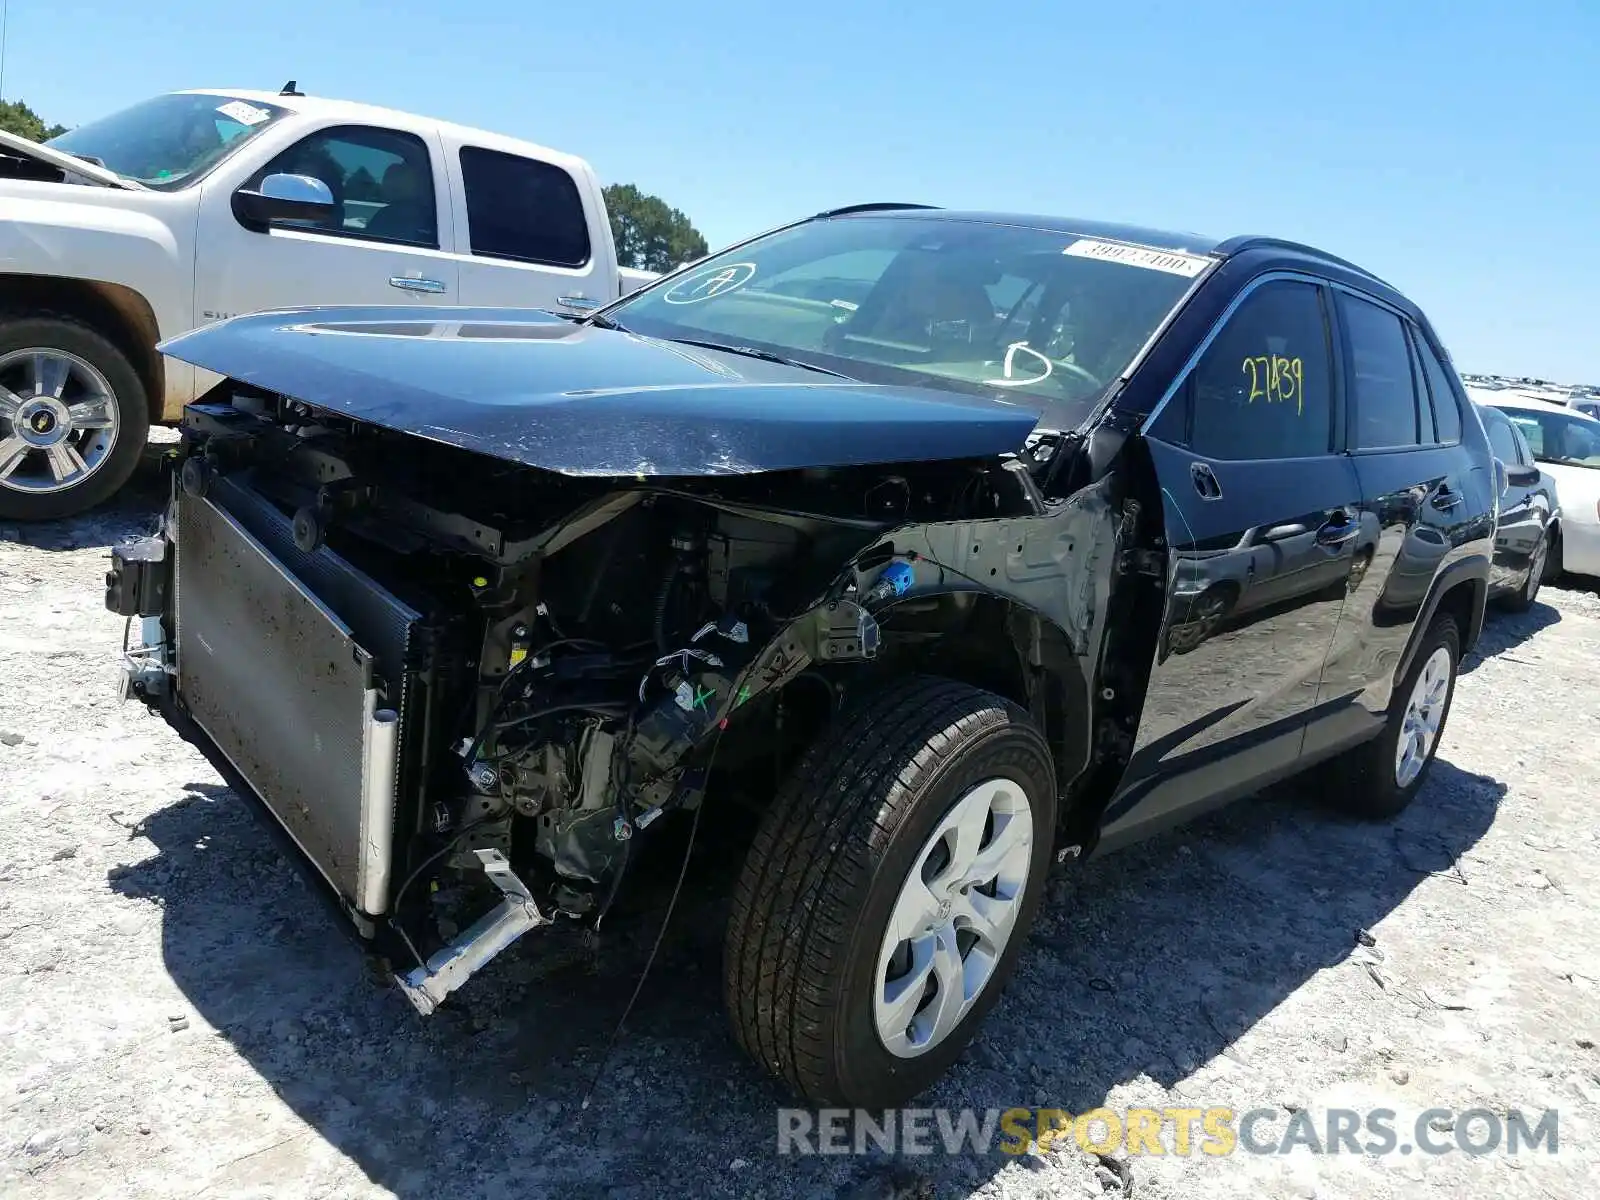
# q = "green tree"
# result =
<box><xmin>0</xmin><ymin>99</ymin><xmax>68</xmax><ymax>142</ymax></box>
<box><xmin>603</xmin><ymin>183</ymin><xmax>709</xmax><ymax>272</ymax></box>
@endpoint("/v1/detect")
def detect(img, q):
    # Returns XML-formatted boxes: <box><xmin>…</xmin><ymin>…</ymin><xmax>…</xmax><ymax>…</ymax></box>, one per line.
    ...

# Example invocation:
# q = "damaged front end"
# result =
<box><xmin>109</xmin><ymin>378</ymin><xmax>1148</xmax><ymax>1014</ymax></box>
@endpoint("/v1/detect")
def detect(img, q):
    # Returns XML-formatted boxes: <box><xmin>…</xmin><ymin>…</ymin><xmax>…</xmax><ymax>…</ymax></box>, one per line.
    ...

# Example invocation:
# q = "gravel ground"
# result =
<box><xmin>3</xmin><ymin>450</ymin><xmax>1599</xmax><ymax>1199</ymax></box>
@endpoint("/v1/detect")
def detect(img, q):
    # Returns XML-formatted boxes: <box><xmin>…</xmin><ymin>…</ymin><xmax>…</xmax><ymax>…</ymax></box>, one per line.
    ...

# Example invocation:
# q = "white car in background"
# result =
<box><xmin>0</xmin><ymin>86</ymin><xmax>658</xmax><ymax>519</ymax></box>
<box><xmin>1470</xmin><ymin>388</ymin><xmax>1600</xmax><ymax>580</ymax></box>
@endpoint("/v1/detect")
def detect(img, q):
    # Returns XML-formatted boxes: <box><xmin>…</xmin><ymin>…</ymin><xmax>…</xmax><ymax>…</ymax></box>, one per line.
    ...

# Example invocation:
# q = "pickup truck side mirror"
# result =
<box><xmin>232</xmin><ymin>173</ymin><xmax>336</xmax><ymax>231</ymax></box>
<box><xmin>1505</xmin><ymin>463</ymin><xmax>1540</xmax><ymax>488</ymax></box>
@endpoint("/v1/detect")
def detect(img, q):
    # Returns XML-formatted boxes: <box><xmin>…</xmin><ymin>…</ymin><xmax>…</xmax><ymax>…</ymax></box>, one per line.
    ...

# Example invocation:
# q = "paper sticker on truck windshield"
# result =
<box><xmin>216</xmin><ymin>100</ymin><xmax>272</xmax><ymax>127</ymax></box>
<box><xmin>1063</xmin><ymin>238</ymin><xmax>1210</xmax><ymax>277</ymax></box>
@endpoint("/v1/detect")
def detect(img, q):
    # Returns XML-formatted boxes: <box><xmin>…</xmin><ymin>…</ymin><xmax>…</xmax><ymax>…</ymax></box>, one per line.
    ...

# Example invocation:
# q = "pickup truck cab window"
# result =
<box><xmin>459</xmin><ymin>146</ymin><xmax>590</xmax><ymax>268</ymax></box>
<box><xmin>1340</xmin><ymin>292</ymin><xmax>1426</xmax><ymax>450</ymax></box>
<box><xmin>1185</xmin><ymin>279</ymin><xmax>1335</xmax><ymax>461</ymax></box>
<box><xmin>251</xmin><ymin>125</ymin><xmax>438</xmax><ymax>249</ymax></box>
<box><xmin>46</xmin><ymin>92</ymin><xmax>287</xmax><ymax>190</ymax></box>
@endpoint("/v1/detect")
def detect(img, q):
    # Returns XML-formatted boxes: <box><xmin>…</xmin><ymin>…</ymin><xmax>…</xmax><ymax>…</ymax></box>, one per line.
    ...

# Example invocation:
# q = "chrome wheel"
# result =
<box><xmin>1394</xmin><ymin>646</ymin><xmax>1452</xmax><ymax>788</ymax></box>
<box><xmin>0</xmin><ymin>348</ymin><xmax>121</xmax><ymax>495</ymax></box>
<box><xmin>874</xmin><ymin>777</ymin><xmax>1034</xmax><ymax>1058</ymax></box>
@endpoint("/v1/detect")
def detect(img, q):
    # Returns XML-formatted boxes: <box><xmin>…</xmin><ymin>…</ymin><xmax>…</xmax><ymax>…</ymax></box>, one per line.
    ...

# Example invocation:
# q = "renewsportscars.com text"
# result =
<box><xmin>777</xmin><ymin>1106</ymin><xmax>1560</xmax><ymax>1157</ymax></box>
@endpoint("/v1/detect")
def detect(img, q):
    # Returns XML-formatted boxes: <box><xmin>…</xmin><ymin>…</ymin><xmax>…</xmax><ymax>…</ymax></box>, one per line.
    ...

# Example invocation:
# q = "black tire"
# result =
<box><xmin>1544</xmin><ymin>523</ymin><xmax>1564</xmax><ymax>584</ymax></box>
<box><xmin>1500</xmin><ymin>529</ymin><xmax>1546</xmax><ymax>613</ymax></box>
<box><xmin>1322</xmin><ymin>614</ymin><xmax>1461</xmax><ymax>819</ymax></box>
<box><xmin>0</xmin><ymin>314</ymin><xmax>150</xmax><ymax>521</ymax></box>
<box><xmin>724</xmin><ymin>675</ymin><xmax>1057</xmax><ymax>1108</ymax></box>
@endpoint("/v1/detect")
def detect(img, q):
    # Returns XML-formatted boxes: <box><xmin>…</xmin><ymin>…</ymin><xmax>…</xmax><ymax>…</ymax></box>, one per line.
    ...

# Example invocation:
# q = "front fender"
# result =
<box><xmin>0</xmin><ymin>192</ymin><xmax>188</xmax><ymax>339</ymax></box>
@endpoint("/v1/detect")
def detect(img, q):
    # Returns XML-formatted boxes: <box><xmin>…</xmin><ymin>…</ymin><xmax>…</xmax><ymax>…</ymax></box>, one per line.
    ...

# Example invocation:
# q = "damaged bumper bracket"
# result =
<box><xmin>396</xmin><ymin>849</ymin><xmax>549</xmax><ymax>1015</ymax></box>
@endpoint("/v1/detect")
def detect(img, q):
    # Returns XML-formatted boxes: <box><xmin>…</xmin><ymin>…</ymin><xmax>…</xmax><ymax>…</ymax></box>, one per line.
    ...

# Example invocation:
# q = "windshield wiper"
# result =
<box><xmin>665</xmin><ymin>338</ymin><xmax>852</xmax><ymax>379</ymax></box>
<box><xmin>582</xmin><ymin>311</ymin><xmax>630</xmax><ymax>332</ymax></box>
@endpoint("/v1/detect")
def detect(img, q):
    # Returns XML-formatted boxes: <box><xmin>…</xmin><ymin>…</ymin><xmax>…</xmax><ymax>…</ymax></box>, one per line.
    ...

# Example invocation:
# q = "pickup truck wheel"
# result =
<box><xmin>723</xmin><ymin>676</ymin><xmax>1056</xmax><ymax>1107</ymax></box>
<box><xmin>1323</xmin><ymin>614</ymin><xmax>1460</xmax><ymax>819</ymax></box>
<box><xmin>0</xmin><ymin>316</ymin><xmax>149</xmax><ymax>521</ymax></box>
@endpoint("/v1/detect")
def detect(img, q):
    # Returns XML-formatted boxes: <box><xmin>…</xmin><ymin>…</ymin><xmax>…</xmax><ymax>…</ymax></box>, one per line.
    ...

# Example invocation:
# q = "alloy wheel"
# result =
<box><xmin>1394</xmin><ymin>646</ymin><xmax>1452</xmax><ymax>788</ymax></box>
<box><xmin>0</xmin><ymin>348</ymin><xmax>121</xmax><ymax>495</ymax></box>
<box><xmin>874</xmin><ymin>777</ymin><xmax>1034</xmax><ymax>1058</ymax></box>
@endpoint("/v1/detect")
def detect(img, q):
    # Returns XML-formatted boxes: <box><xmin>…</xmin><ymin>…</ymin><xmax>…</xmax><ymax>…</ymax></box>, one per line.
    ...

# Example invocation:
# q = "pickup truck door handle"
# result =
<box><xmin>1430</xmin><ymin>484</ymin><xmax>1462</xmax><ymax>510</ymax></box>
<box><xmin>389</xmin><ymin>276</ymin><xmax>446</xmax><ymax>294</ymax></box>
<box><xmin>556</xmin><ymin>294</ymin><xmax>600</xmax><ymax>311</ymax></box>
<box><xmin>1315</xmin><ymin>512</ymin><xmax>1359</xmax><ymax>547</ymax></box>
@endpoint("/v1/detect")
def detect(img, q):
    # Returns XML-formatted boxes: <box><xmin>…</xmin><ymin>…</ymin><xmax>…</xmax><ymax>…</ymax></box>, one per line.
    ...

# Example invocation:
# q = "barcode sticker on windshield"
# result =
<box><xmin>1063</xmin><ymin>238</ymin><xmax>1210</xmax><ymax>277</ymax></box>
<box><xmin>217</xmin><ymin>100</ymin><xmax>272</xmax><ymax>127</ymax></box>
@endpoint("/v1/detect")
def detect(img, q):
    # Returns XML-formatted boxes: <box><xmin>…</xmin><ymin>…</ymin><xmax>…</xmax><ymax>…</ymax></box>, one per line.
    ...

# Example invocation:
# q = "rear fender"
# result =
<box><xmin>1397</xmin><ymin>554</ymin><xmax>1489</xmax><ymax>681</ymax></box>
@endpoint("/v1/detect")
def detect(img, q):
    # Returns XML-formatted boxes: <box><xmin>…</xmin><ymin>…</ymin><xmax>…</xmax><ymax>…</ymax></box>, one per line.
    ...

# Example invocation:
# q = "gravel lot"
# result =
<box><xmin>3</xmin><ymin>449</ymin><xmax>1599</xmax><ymax>1200</ymax></box>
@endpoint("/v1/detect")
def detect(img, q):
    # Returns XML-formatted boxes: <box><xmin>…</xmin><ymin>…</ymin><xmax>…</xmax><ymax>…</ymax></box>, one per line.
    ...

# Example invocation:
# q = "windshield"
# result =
<box><xmin>47</xmin><ymin>93</ymin><xmax>287</xmax><ymax>190</ymax></box>
<box><xmin>603</xmin><ymin>214</ymin><xmax>1211</xmax><ymax>429</ymax></box>
<box><xmin>1497</xmin><ymin>405</ymin><xmax>1600</xmax><ymax>469</ymax></box>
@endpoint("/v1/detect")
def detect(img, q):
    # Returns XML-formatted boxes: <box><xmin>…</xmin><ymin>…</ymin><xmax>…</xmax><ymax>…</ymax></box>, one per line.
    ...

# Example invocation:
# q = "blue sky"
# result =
<box><xmin>5</xmin><ymin>0</ymin><xmax>1597</xmax><ymax>380</ymax></box>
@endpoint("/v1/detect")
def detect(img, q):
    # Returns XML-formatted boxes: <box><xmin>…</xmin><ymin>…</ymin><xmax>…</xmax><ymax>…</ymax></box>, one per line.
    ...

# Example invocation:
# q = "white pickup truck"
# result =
<box><xmin>0</xmin><ymin>85</ymin><xmax>658</xmax><ymax>519</ymax></box>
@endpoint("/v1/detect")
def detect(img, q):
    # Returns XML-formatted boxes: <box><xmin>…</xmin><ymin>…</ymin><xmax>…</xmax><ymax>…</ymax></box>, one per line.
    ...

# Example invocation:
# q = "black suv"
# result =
<box><xmin>109</xmin><ymin>207</ymin><xmax>1495</xmax><ymax>1109</ymax></box>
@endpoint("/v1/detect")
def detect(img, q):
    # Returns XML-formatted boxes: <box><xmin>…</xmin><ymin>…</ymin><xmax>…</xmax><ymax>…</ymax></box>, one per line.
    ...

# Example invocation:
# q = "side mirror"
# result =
<box><xmin>1505</xmin><ymin>463</ymin><xmax>1540</xmax><ymax>487</ymax></box>
<box><xmin>1491</xmin><ymin>456</ymin><xmax>1509</xmax><ymax>499</ymax></box>
<box><xmin>232</xmin><ymin>173</ymin><xmax>335</xmax><ymax>230</ymax></box>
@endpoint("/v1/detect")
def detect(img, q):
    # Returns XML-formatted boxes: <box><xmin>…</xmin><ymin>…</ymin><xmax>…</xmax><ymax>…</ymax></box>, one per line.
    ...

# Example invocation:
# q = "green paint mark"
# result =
<box><xmin>735</xmin><ymin>685</ymin><xmax>752</xmax><ymax>708</ymax></box>
<box><xmin>692</xmin><ymin>684</ymin><xmax>716</xmax><ymax>711</ymax></box>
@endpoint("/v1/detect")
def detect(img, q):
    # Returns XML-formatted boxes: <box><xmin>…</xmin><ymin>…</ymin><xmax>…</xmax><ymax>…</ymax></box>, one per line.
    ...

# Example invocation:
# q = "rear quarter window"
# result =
<box><xmin>1413</xmin><ymin>336</ymin><xmax>1465</xmax><ymax>444</ymax></box>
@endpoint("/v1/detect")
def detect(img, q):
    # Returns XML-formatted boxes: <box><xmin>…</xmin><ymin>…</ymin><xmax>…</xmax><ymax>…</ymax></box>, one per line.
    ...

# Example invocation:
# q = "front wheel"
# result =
<box><xmin>0</xmin><ymin>315</ymin><xmax>150</xmax><ymax>521</ymax></box>
<box><xmin>723</xmin><ymin>676</ymin><xmax>1057</xmax><ymax>1108</ymax></box>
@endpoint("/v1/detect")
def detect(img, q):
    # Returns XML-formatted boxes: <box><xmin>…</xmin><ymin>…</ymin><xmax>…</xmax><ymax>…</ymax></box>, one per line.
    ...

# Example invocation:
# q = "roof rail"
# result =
<box><xmin>1220</xmin><ymin>235</ymin><xmax>1385</xmax><ymax>284</ymax></box>
<box><xmin>813</xmin><ymin>202</ymin><xmax>940</xmax><ymax>218</ymax></box>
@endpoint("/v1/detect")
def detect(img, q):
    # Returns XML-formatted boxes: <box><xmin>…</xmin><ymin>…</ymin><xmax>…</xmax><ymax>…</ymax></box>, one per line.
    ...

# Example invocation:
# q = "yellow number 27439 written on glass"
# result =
<box><xmin>1240</xmin><ymin>354</ymin><xmax>1304</xmax><ymax>415</ymax></box>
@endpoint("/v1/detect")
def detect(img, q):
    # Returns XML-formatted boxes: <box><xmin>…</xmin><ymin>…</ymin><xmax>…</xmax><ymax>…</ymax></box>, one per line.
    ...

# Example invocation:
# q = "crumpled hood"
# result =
<box><xmin>0</xmin><ymin>129</ymin><xmax>137</xmax><ymax>189</ymax></box>
<box><xmin>159</xmin><ymin>306</ymin><xmax>1040</xmax><ymax>477</ymax></box>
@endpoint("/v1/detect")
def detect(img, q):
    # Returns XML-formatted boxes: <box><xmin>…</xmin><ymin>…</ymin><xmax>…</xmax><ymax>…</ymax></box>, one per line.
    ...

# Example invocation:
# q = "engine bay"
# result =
<box><xmin>118</xmin><ymin>388</ymin><xmax>1065</xmax><ymax>1010</ymax></box>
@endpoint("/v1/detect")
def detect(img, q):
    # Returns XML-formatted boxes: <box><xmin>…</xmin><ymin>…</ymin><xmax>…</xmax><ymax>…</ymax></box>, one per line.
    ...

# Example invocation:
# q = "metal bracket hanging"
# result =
<box><xmin>395</xmin><ymin>849</ymin><xmax>548</xmax><ymax>1015</ymax></box>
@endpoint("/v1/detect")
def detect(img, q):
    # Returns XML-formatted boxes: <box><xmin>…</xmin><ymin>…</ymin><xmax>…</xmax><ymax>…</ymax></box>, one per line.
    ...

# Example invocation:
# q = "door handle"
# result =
<box><xmin>1262</xmin><ymin>522</ymin><xmax>1307</xmax><ymax>542</ymax></box>
<box><xmin>1430</xmin><ymin>484</ymin><xmax>1462</xmax><ymax>510</ymax></box>
<box><xmin>557</xmin><ymin>294</ymin><xmax>600</xmax><ymax>311</ymax></box>
<box><xmin>389</xmin><ymin>276</ymin><xmax>446</xmax><ymax>294</ymax></box>
<box><xmin>1315</xmin><ymin>512</ymin><xmax>1359</xmax><ymax>547</ymax></box>
<box><xmin>1190</xmin><ymin>462</ymin><xmax>1223</xmax><ymax>501</ymax></box>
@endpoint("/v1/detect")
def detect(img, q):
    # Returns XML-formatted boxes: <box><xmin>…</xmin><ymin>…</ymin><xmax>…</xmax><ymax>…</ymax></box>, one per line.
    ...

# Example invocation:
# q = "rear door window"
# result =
<box><xmin>1339</xmin><ymin>293</ymin><xmax>1421</xmax><ymax>449</ymax></box>
<box><xmin>1185</xmin><ymin>280</ymin><xmax>1336</xmax><ymax>461</ymax></box>
<box><xmin>459</xmin><ymin>147</ymin><xmax>591</xmax><ymax>268</ymax></box>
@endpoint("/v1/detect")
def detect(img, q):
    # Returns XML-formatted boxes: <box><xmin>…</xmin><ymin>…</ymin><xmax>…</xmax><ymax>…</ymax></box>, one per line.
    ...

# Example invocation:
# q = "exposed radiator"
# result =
<box><xmin>174</xmin><ymin>477</ymin><xmax>422</xmax><ymax>915</ymax></box>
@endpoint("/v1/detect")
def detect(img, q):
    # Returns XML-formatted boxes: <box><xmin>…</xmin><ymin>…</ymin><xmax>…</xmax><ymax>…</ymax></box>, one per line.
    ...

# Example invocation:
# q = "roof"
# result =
<box><xmin>176</xmin><ymin>88</ymin><xmax>589</xmax><ymax>175</ymax></box>
<box><xmin>825</xmin><ymin>207</ymin><xmax>1391</xmax><ymax>287</ymax></box>
<box><xmin>835</xmin><ymin>208</ymin><xmax>1223</xmax><ymax>256</ymax></box>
